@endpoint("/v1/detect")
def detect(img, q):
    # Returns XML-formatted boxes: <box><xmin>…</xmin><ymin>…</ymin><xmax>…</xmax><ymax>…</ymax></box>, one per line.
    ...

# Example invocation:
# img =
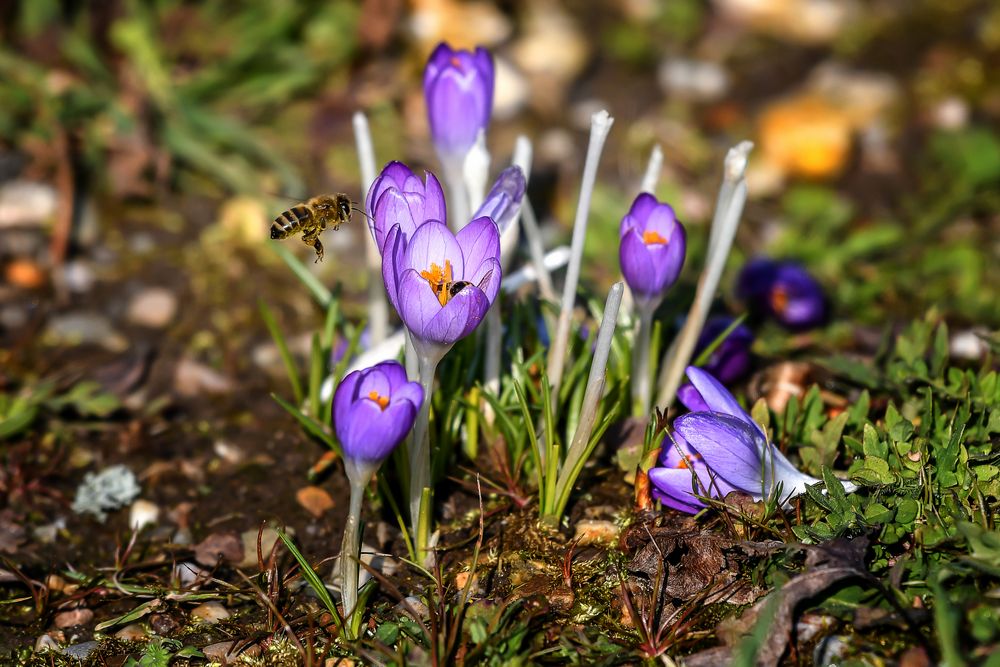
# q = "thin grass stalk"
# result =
<box><xmin>547</xmin><ymin>110</ymin><xmax>615</xmax><ymax>398</ymax></box>
<box><xmin>352</xmin><ymin>111</ymin><xmax>388</xmax><ymax>345</ymax></box>
<box><xmin>548</xmin><ymin>281</ymin><xmax>624</xmax><ymax>523</ymax></box>
<box><xmin>655</xmin><ymin>141</ymin><xmax>753</xmax><ymax>409</ymax></box>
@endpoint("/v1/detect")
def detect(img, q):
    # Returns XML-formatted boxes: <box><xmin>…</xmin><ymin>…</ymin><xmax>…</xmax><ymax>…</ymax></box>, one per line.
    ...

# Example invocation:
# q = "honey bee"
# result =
<box><xmin>428</xmin><ymin>271</ymin><xmax>494</xmax><ymax>307</ymax></box>
<box><xmin>270</xmin><ymin>193</ymin><xmax>358</xmax><ymax>262</ymax></box>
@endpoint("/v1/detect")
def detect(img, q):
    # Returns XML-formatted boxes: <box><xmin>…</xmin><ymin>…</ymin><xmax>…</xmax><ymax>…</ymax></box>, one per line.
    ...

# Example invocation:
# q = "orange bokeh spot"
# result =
<box><xmin>770</xmin><ymin>285</ymin><xmax>789</xmax><ymax>314</ymax></box>
<box><xmin>421</xmin><ymin>260</ymin><xmax>454</xmax><ymax>307</ymax></box>
<box><xmin>367</xmin><ymin>390</ymin><xmax>390</xmax><ymax>411</ymax></box>
<box><xmin>642</xmin><ymin>230</ymin><xmax>668</xmax><ymax>245</ymax></box>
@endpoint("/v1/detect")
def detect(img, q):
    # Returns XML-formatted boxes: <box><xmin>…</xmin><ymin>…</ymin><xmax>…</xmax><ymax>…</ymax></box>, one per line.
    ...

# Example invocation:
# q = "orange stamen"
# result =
<box><xmin>367</xmin><ymin>390</ymin><xmax>390</xmax><ymax>411</ymax></box>
<box><xmin>770</xmin><ymin>285</ymin><xmax>789</xmax><ymax>314</ymax></box>
<box><xmin>420</xmin><ymin>259</ymin><xmax>454</xmax><ymax>307</ymax></box>
<box><xmin>676</xmin><ymin>458</ymin><xmax>689</xmax><ymax>470</ymax></box>
<box><xmin>642</xmin><ymin>230</ymin><xmax>668</xmax><ymax>245</ymax></box>
<box><xmin>450</xmin><ymin>56</ymin><xmax>462</xmax><ymax>69</ymax></box>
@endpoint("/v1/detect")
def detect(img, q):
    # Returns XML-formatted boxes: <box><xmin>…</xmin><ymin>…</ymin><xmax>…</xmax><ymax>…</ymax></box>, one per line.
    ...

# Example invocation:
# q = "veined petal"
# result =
<box><xmin>673</xmin><ymin>412</ymin><xmax>762</xmax><ymax>493</ymax></box>
<box><xmin>456</xmin><ymin>216</ymin><xmax>500</xmax><ymax>276</ymax></box>
<box><xmin>467</xmin><ymin>257</ymin><xmax>501</xmax><ymax>305</ymax></box>
<box><xmin>685</xmin><ymin>367</ymin><xmax>757</xmax><ymax>431</ymax></box>
<box><xmin>397</xmin><ymin>269</ymin><xmax>445</xmax><ymax>338</ymax></box>
<box><xmin>342</xmin><ymin>400</ymin><xmax>416</xmax><ymax>463</ymax></box>
<box><xmin>356</xmin><ymin>368</ymin><xmax>390</xmax><ymax>399</ymax></box>
<box><xmin>333</xmin><ymin>370</ymin><xmax>362</xmax><ymax>439</ymax></box>
<box><xmin>619</xmin><ymin>230</ymin><xmax>659</xmax><ymax>296</ymax></box>
<box><xmin>404</xmin><ymin>221</ymin><xmax>465</xmax><ymax>278</ymax></box>
<box><xmin>381</xmin><ymin>225</ymin><xmax>405</xmax><ymax>313</ymax></box>
<box><xmin>422</xmin><ymin>286</ymin><xmax>490</xmax><ymax>345</ymax></box>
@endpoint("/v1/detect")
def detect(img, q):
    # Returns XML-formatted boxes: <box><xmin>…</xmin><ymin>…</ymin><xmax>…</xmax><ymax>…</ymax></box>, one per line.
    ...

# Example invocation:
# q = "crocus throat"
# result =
<box><xmin>450</xmin><ymin>56</ymin><xmax>462</xmax><ymax>69</ymax></box>
<box><xmin>420</xmin><ymin>259</ymin><xmax>455</xmax><ymax>307</ymax></box>
<box><xmin>642</xmin><ymin>230</ymin><xmax>668</xmax><ymax>245</ymax></box>
<box><xmin>770</xmin><ymin>285</ymin><xmax>789</xmax><ymax>314</ymax></box>
<box><xmin>367</xmin><ymin>390</ymin><xmax>390</xmax><ymax>411</ymax></box>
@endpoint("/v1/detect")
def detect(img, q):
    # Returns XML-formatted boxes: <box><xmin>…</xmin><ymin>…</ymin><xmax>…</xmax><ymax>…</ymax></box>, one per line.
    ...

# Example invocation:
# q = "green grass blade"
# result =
<box><xmin>259</xmin><ymin>299</ymin><xmax>303</xmax><ymax>405</ymax></box>
<box><xmin>277</xmin><ymin>530</ymin><xmax>343</xmax><ymax>634</ymax></box>
<box><xmin>271</xmin><ymin>393</ymin><xmax>342</xmax><ymax>457</ymax></box>
<box><xmin>271</xmin><ymin>243</ymin><xmax>332</xmax><ymax>308</ymax></box>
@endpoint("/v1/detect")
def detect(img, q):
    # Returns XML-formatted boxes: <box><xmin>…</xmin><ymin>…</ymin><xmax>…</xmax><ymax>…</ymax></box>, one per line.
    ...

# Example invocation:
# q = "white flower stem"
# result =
<box><xmin>549</xmin><ymin>282</ymin><xmax>624</xmax><ymax>521</ymax></box>
<box><xmin>631</xmin><ymin>305</ymin><xmax>655</xmax><ymax>417</ymax></box>
<box><xmin>352</xmin><ymin>111</ymin><xmax>387</xmax><ymax>345</ymax></box>
<box><xmin>518</xmin><ymin>198</ymin><xmax>557</xmax><ymax>302</ymax></box>
<box><xmin>547</xmin><ymin>110</ymin><xmax>615</xmax><ymax>398</ymax></box>
<box><xmin>339</xmin><ymin>464</ymin><xmax>369</xmax><ymax>638</ymax></box>
<box><xmin>640</xmin><ymin>143</ymin><xmax>663</xmax><ymax>195</ymax></box>
<box><xmin>408</xmin><ymin>347</ymin><xmax>445</xmax><ymax>557</ymax></box>
<box><xmin>441</xmin><ymin>158</ymin><xmax>469</xmax><ymax>232</ymax></box>
<box><xmin>464</xmin><ymin>131</ymin><xmax>490</xmax><ymax>217</ymax></box>
<box><xmin>655</xmin><ymin>141</ymin><xmax>753</xmax><ymax>408</ymax></box>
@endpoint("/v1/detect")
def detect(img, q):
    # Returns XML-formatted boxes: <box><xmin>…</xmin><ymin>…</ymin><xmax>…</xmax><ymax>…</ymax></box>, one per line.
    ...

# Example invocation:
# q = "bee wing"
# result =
<box><xmin>475</xmin><ymin>270</ymin><xmax>494</xmax><ymax>291</ymax></box>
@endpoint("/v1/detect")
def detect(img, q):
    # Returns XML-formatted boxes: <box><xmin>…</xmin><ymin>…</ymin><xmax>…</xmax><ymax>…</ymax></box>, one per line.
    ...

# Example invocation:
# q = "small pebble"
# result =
<box><xmin>174</xmin><ymin>358</ymin><xmax>234</xmax><ymax>397</ymax></box>
<box><xmin>149</xmin><ymin>612</ymin><xmax>179</xmax><ymax>636</ymax></box>
<box><xmin>61</xmin><ymin>260</ymin><xmax>96</xmax><ymax>293</ymax></box>
<box><xmin>0</xmin><ymin>305</ymin><xmax>28</xmax><ymax>330</ymax></box>
<box><xmin>173</xmin><ymin>561</ymin><xmax>208</xmax><ymax>587</ymax></box>
<box><xmin>35</xmin><ymin>633</ymin><xmax>61</xmax><ymax>651</ymax></box>
<box><xmin>194</xmin><ymin>532</ymin><xmax>244</xmax><ymax>567</ymax></box>
<box><xmin>129</xmin><ymin>499</ymin><xmax>160</xmax><ymax>530</ymax></box>
<box><xmin>238</xmin><ymin>527</ymin><xmax>284</xmax><ymax>568</ymax></box>
<box><xmin>61</xmin><ymin>640</ymin><xmax>100</xmax><ymax>660</ymax></box>
<box><xmin>115</xmin><ymin>623</ymin><xmax>148</xmax><ymax>641</ymax></box>
<box><xmin>0</xmin><ymin>180</ymin><xmax>57</xmax><ymax>227</ymax></box>
<box><xmin>45</xmin><ymin>312</ymin><xmax>128</xmax><ymax>351</ymax></box>
<box><xmin>54</xmin><ymin>608</ymin><xmax>94</xmax><ymax>629</ymax></box>
<box><xmin>203</xmin><ymin>640</ymin><xmax>261</xmax><ymax>662</ymax></box>
<box><xmin>573</xmin><ymin>519</ymin><xmax>619</xmax><ymax>546</ymax></box>
<box><xmin>191</xmin><ymin>601</ymin><xmax>231</xmax><ymax>624</ymax></box>
<box><xmin>126</xmin><ymin>287</ymin><xmax>178</xmax><ymax>328</ymax></box>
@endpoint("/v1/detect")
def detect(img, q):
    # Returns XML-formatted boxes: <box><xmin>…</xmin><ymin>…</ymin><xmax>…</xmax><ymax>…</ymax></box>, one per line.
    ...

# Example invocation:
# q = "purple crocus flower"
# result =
<box><xmin>472</xmin><ymin>166</ymin><xmax>525</xmax><ymax>236</ymax></box>
<box><xmin>649</xmin><ymin>367</ymin><xmax>851</xmax><ymax>513</ymax></box>
<box><xmin>367</xmin><ymin>161</ymin><xmax>447</xmax><ymax>253</ymax></box>
<box><xmin>381</xmin><ymin>217</ymin><xmax>501</xmax><ymax>356</ymax></box>
<box><xmin>334</xmin><ymin>361</ymin><xmax>423</xmax><ymax>469</ymax></box>
<box><xmin>619</xmin><ymin>193</ymin><xmax>686</xmax><ymax>310</ymax></box>
<box><xmin>737</xmin><ymin>258</ymin><xmax>828</xmax><ymax>331</ymax></box>
<box><xmin>423</xmin><ymin>43</ymin><xmax>494</xmax><ymax>162</ymax></box>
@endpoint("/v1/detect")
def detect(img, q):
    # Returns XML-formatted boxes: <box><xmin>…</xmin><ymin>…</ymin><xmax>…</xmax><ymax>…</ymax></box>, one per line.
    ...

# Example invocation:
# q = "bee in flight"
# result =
<box><xmin>270</xmin><ymin>193</ymin><xmax>362</xmax><ymax>262</ymax></box>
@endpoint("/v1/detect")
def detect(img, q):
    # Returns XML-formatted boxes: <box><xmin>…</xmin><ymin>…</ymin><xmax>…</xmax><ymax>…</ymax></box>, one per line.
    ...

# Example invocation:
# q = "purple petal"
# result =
<box><xmin>381</xmin><ymin>225</ymin><xmax>405</xmax><ymax>313</ymax></box>
<box><xmin>341</xmin><ymin>400</ymin><xmax>416</xmax><ymax>463</ymax></box>
<box><xmin>423</xmin><ymin>43</ymin><xmax>456</xmax><ymax>90</ymax></box>
<box><xmin>677</xmin><ymin>382</ymin><xmax>711</xmax><ymax>413</ymax></box>
<box><xmin>619</xmin><ymin>230</ymin><xmax>659</xmax><ymax>297</ymax></box>
<box><xmin>392</xmin><ymin>381</ymin><xmax>424</xmax><ymax>410</ymax></box>
<box><xmin>357</xmin><ymin>368</ymin><xmax>390</xmax><ymax>399</ymax></box>
<box><xmin>466</xmin><ymin>257</ymin><xmax>501</xmax><ymax>305</ymax></box>
<box><xmin>456</xmin><ymin>216</ymin><xmax>500</xmax><ymax>277</ymax></box>
<box><xmin>423</xmin><ymin>286</ymin><xmax>490</xmax><ymax>345</ymax></box>
<box><xmin>397</xmin><ymin>269</ymin><xmax>446</xmax><ymax>338</ymax></box>
<box><xmin>673</xmin><ymin>412</ymin><xmax>762</xmax><ymax>492</ymax></box>
<box><xmin>422</xmin><ymin>171</ymin><xmax>447</xmax><ymax>224</ymax></box>
<box><xmin>403</xmin><ymin>221</ymin><xmax>465</xmax><ymax>278</ymax></box>
<box><xmin>373</xmin><ymin>189</ymin><xmax>418</xmax><ymax>252</ymax></box>
<box><xmin>373</xmin><ymin>360</ymin><xmax>408</xmax><ymax>392</ymax></box>
<box><xmin>620</xmin><ymin>193</ymin><xmax>659</xmax><ymax>236</ymax></box>
<box><xmin>474</xmin><ymin>167</ymin><xmax>525</xmax><ymax>234</ymax></box>
<box><xmin>333</xmin><ymin>370</ymin><xmax>362</xmax><ymax>433</ymax></box>
<box><xmin>685</xmin><ymin>367</ymin><xmax>756</xmax><ymax>429</ymax></box>
<box><xmin>649</xmin><ymin>471</ymin><xmax>705</xmax><ymax>514</ymax></box>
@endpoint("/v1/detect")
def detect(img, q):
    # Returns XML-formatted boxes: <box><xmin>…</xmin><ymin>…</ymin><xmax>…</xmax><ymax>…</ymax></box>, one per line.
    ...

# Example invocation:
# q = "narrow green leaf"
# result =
<box><xmin>259</xmin><ymin>299</ymin><xmax>303</xmax><ymax>405</ymax></box>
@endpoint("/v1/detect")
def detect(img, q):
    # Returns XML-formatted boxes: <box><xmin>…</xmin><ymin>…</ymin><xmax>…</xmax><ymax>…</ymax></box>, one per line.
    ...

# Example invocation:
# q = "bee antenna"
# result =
<box><xmin>351</xmin><ymin>205</ymin><xmax>374</xmax><ymax>223</ymax></box>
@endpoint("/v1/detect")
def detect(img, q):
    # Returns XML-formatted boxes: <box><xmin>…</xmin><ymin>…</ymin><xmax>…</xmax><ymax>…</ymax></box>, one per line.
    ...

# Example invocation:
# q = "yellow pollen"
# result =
<box><xmin>770</xmin><ymin>285</ymin><xmax>789</xmax><ymax>314</ymax></box>
<box><xmin>642</xmin><ymin>230</ymin><xmax>668</xmax><ymax>245</ymax></box>
<box><xmin>367</xmin><ymin>390</ymin><xmax>390</xmax><ymax>411</ymax></box>
<box><xmin>420</xmin><ymin>259</ymin><xmax>454</xmax><ymax>307</ymax></box>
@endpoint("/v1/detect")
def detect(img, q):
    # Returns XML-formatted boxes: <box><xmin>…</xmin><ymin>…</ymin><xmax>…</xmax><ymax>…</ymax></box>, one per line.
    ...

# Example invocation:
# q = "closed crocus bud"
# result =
<box><xmin>333</xmin><ymin>361</ymin><xmax>423</xmax><ymax>478</ymax></box>
<box><xmin>423</xmin><ymin>43</ymin><xmax>494</xmax><ymax>163</ymax></box>
<box><xmin>472</xmin><ymin>166</ymin><xmax>525</xmax><ymax>270</ymax></box>
<box><xmin>737</xmin><ymin>259</ymin><xmax>828</xmax><ymax>331</ymax></box>
<box><xmin>368</xmin><ymin>161</ymin><xmax>447</xmax><ymax>253</ymax></box>
<box><xmin>619</xmin><ymin>193</ymin><xmax>686</xmax><ymax>311</ymax></box>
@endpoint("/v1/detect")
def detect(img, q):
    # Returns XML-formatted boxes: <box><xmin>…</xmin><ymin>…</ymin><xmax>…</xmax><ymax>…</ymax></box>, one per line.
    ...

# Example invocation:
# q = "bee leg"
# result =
<box><xmin>303</xmin><ymin>236</ymin><xmax>324</xmax><ymax>262</ymax></box>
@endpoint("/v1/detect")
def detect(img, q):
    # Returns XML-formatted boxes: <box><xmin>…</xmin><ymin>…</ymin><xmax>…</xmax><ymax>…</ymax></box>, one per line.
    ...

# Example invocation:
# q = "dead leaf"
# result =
<box><xmin>194</xmin><ymin>532</ymin><xmax>244</xmax><ymax>567</ymax></box>
<box><xmin>296</xmin><ymin>485</ymin><xmax>335</xmax><ymax>518</ymax></box>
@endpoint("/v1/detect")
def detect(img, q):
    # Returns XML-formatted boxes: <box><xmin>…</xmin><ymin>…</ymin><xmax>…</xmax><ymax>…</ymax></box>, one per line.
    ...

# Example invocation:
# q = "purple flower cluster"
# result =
<box><xmin>618</xmin><ymin>193</ymin><xmax>686</xmax><ymax>309</ymax></box>
<box><xmin>737</xmin><ymin>258</ymin><xmax>827</xmax><ymax>331</ymax></box>
<box><xmin>649</xmin><ymin>367</ymin><xmax>825</xmax><ymax>513</ymax></box>
<box><xmin>368</xmin><ymin>161</ymin><xmax>523</xmax><ymax>353</ymax></box>
<box><xmin>676</xmin><ymin>317</ymin><xmax>754</xmax><ymax>411</ymax></box>
<box><xmin>334</xmin><ymin>361</ymin><xmax>423</xmax><ymax>466</ymax></box>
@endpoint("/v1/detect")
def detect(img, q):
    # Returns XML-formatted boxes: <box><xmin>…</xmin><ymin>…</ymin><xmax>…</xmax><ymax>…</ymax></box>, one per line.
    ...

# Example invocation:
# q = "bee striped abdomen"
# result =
<box><xmin>270</xmin><ymin>205</ymin><xmax>312</xmax><ymax>239</ymax></box>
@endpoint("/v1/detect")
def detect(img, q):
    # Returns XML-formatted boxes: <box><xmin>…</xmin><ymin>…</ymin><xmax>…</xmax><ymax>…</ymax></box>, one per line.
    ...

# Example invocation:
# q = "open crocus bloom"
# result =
<box><xmin>737</xmin><ymin>258</ymin><xmax>828</xmax><ymax>331</ymax></box>
<box><xmin>649</xmin><ymin>367</ymin><xmax>853</xmax><ymax>513</ymax></box>
<box><xmin>619</xmin><ymin>193</ymin><xmax>686</xmax><ymax>310</ymax></box>
<box><xmin>381</xmin><ymin>217</ymin><xmax>501</xmax><ymax>356</ymax></box>
<box><xmin>333</xmin><ymin>361</ymin><xmax>423</xmax><ymax>471</ymax></box>
<box><xmin>367</xmin><ymin>161</ymin><xmax>448</xmax><ymax>253</ymax></box>
<box><xmin>423</xmin><ymin>43</ymin><xmax>494</xmax><ymax>162</ymax></box>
